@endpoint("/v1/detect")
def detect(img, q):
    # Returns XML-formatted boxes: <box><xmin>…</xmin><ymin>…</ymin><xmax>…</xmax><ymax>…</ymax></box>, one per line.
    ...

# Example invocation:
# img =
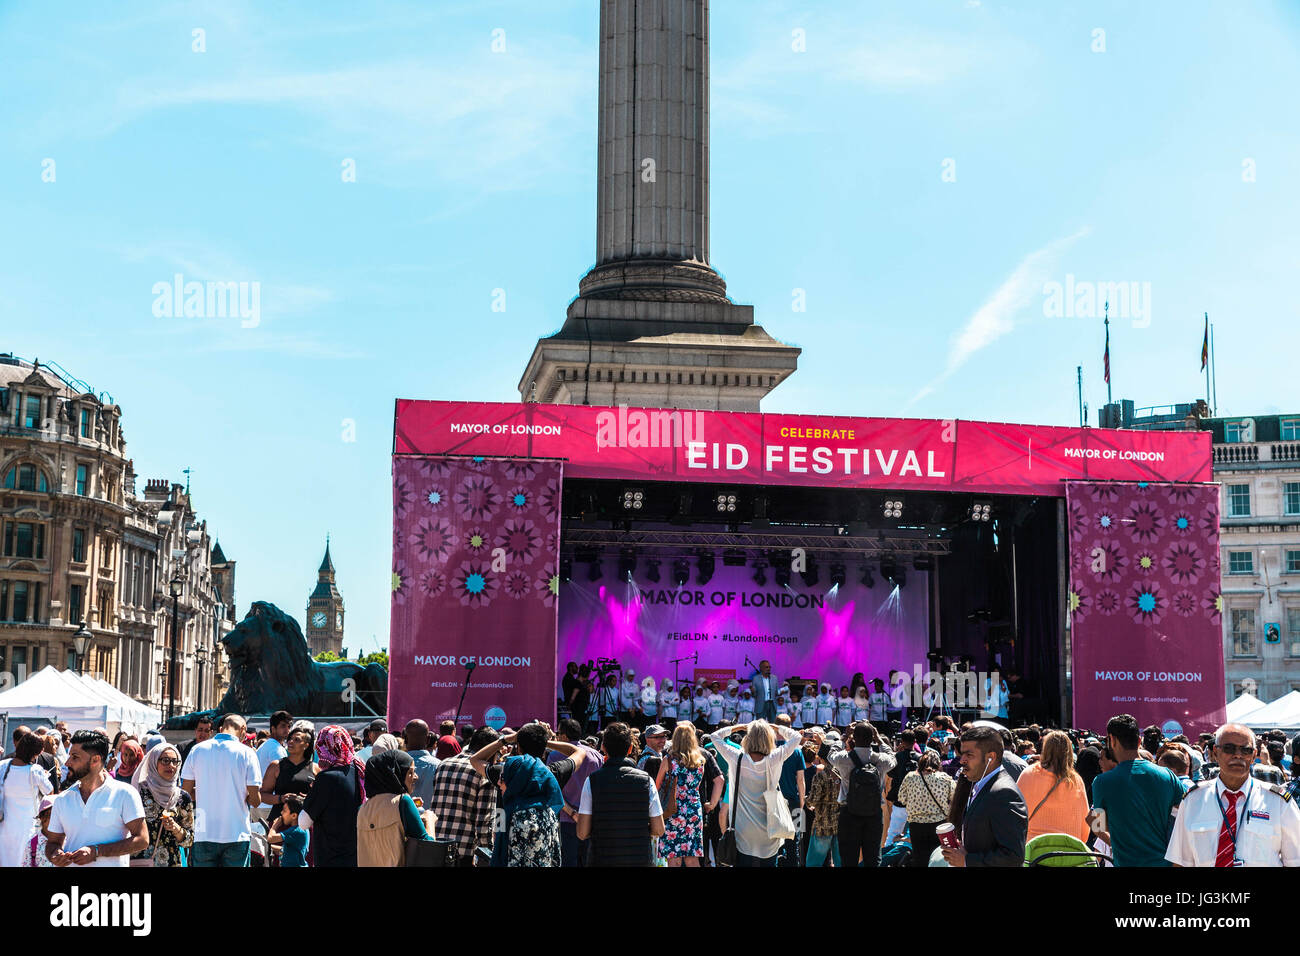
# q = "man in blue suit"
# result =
<box><xmin>750</xmin><ymin>660</ymin><xmax>779</xmax><ymax>723</ymax></box>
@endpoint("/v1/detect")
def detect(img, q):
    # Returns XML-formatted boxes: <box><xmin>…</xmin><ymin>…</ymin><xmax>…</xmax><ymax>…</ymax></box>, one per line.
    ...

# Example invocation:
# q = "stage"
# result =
<box><xmin>389</xmin><ymin>401</ymin><xmax>1225</xmax><ymax>737</ymax></box>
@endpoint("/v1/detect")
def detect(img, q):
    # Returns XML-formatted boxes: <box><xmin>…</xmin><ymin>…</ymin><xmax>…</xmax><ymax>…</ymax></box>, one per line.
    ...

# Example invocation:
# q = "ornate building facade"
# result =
<box><xmin>0</xmin><ymin>354</ymin><xmax>234</xmax><ymax>710</ymax></box>
<box><xmin>305</xmin><ymin>540</ymin><xmax>345</xmax><ymax>658</ymax></box>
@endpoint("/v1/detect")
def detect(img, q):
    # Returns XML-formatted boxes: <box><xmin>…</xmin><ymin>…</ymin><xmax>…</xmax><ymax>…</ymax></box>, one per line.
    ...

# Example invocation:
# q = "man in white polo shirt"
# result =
<box><xmin>45</xmin><ymin>729</ymin><xmax>148</xmax><ymax>866</ymax></box>
<box><xmin>182</xmin><ymin>713</ymin><xmax>263</xmax><ymax>867</ymax></box>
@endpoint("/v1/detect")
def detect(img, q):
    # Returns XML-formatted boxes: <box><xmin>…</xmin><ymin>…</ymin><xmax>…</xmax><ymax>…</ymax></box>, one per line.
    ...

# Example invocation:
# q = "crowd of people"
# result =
<box><xmin>2</xmin><ymin>700</ymin><xmax>1296</xmax><ymax>867</ymax></box>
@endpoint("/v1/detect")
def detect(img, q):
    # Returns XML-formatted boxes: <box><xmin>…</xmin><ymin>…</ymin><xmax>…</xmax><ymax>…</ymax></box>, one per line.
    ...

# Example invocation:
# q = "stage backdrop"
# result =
<box><xmin>557</xmin><ymin>564</ymin><xmax>930</xmax><ymax>692</ymax></box>
<box><xmin>389</xmin><ymin>456</ymin><xmax>563</xmax><ymax>730</ymax></box>
<box><xmin>1067</xmin><ymin>481</ymin><xmax>1225</xmax><ymax>738</ymax></box>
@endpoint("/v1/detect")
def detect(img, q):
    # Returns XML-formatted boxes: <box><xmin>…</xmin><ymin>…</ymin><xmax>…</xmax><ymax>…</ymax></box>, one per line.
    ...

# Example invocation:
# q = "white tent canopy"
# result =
<box><xmin>1242</xmin><ymin>690</ymin><xmax>1300</xmax><ymax>730</ymax></box>
<box><xmin>86</xmin><ymin>675</ymin><xmax>161</xmax><ymax>733</ymax></box>
<box><xmin>0</xmin><ymin>666</ymin><xmax>125</xmax><ymax>735</ymax></box>
<box><xmin>1225</xmin><ymin>691</ymin><xmax>1266</xmax><ymax>722</ymax></box>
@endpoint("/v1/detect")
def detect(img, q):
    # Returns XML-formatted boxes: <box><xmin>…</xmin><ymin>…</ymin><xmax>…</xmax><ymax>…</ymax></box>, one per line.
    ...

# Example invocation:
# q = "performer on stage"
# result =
<box><xmin>691</xmin><ymin>684</ymin><xmax>710</xmax><ymax>728</ymax></box>
<box><xmin>641</xmin><ymin>677</ymin><xmax>659</xmax><ymax>726</ymax></box>
<box><xmin>887</xmin><ymin>670</ymin><xmax>908</xmax><ymax>727</ymax></box>
<box><xmin>816</xmin><ymin>683</ymin><xmax>835</xmax><ymax>728</ymax></box>
<box><xmin>777</xmin><ymin>686</ymin><xmax>794</xmax><ymax>724</ymax></box>
<box><xmin>598</xmin><ymin>673</ymin><xmax>620</xmax><ymax>728</ymax></box>
<box><xmin>868</xmin><ymin>679</ymin><xmax>891</xmax><ymax>725</ymax></box>
<box><xmin>749</xmin><ymin>660</ymin><xmax>780</xmax><ymax>723</ymax></box>
<box><xmin>722</xmin><ymin>681</ymin><xmax>741</xmax><ymax>724</ymax></box>
<box><xmin>658</xmin><ymin>679</ymin><xmax>679</xmax><ymax>729</ymax></box>
<box><xmin>619</xmin><ymin>669</ymin><xmax>643</xmax><ymax>727</ymax></box>
<box><xmin>707</xmin><ymin>682</ymin><xmax>725</xmax><ymax>731</ymax></box>
<box><xmin>737</xmin><ymin>687</ymin><xmax>756</xmax><ymax>724</ymax></box>
<box><xmin>799</xmin><ymin>684</ymin><xmax>818</xmax><ymax>729</ymax></box>
<box><xmin>835</xmin><ymin>685</ymin><xmax>854</xmax><ymax>732</ymax></box>
<box><xmin>852</xmin><ymin>686</ymin><xmax>870</xmax><ymax>725</ymax></box>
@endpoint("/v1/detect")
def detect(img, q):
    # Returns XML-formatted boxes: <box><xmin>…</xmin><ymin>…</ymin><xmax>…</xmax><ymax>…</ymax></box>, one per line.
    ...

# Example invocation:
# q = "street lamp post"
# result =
<box><xmin>168</xmin><ymin>570</ymin><xmax>183</xmax><ymax>723</ymax></box>
<box><xmin>71</xmin><ymin>621</ymin><xmax>91</xmax><ymax>676</ymax></box>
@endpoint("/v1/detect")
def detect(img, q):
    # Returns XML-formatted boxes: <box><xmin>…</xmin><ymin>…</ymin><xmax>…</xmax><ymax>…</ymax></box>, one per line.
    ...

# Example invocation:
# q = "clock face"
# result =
<box><xmin>311</xmin><ymin>611</ymin><xmax>327</xmax><ymax>629</ymax></box>
<box><xmin>335</xmin><ymin>612</ymin><xmax>343</xmax><ymax>629</ymax></box>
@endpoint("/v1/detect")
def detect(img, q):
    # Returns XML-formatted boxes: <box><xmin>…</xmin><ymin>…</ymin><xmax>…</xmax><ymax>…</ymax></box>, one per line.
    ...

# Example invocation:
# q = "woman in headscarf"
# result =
<box><xmin>114</xmin><ymin>740</ymin><xmax>144</xmax><ymax>784</ymax></box>
<box><xmin>357</xmin><ymin>750</ymin><xmax>435</xmax><ymax>866</ymax></box>
<box><xmin>300</xmin><ymin>725</ymin><xmax>365</xmax><ymax>867</ymax></box>
<box><xmin>434</xmin><ymin>734</ymin><xmax>462</xmax><ymax>761</ymax></box>
<box><xmin>490</xmin><ymin>723</ymin><xmax>563</xmax><ymax>867</ymax></box>
<box><xmin>1075</xmin><ymin>744</ymin><xmax>1103</xmax><ymax>804</ymax></box>
<box><xmin>370</xmin><ymin>733</ymin><xmax>402</xmax><ymax>755</ymax></box>
<box><xmin>640</xmin><ymin>676</ymin><xmax>658</xmax><ymax>724</ymax></box>
<box><xmin>131</xmin><ymin>744</ymin><xmax>194</xmax><ymax>867</ymax></box>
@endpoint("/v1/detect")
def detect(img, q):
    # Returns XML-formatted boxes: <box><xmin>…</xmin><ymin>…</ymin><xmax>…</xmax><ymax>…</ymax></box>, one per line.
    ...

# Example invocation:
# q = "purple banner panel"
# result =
<box><xmin>556</xmin><ymin>563</ymin><xmax>930</xmax><ymax>692</ymax></box>
<box><xmin>389</xmin><ymin>456</ymin><xmax>562</xmax><ymax>730</ymax></box>
<box><xmin>1067</xmin><ymin>481</ymin><xmax>1225</xmax><ymax>739</ymax></box>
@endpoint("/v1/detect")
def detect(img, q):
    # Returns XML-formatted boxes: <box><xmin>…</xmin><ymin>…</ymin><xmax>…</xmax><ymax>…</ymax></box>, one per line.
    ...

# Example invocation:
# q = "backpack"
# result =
<box><xmin>847</xmin><ymin>750</ymin><xmax>883</xmax><ymax>818</ymax></box>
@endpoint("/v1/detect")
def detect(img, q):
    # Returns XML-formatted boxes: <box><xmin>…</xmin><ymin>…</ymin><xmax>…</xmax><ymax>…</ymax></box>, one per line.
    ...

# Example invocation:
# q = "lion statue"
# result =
<box><xmin>164</xmin><ymin>601</ymin><xmax>387</xmax><ymax>729</ymax></box>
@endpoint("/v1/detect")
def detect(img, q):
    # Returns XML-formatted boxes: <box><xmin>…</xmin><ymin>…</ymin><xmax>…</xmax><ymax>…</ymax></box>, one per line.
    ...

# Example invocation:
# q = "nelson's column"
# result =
<box><xmin>518</xmin><ymin>0</ymin><xmax>799</xmax><ymax>412</ymax></box>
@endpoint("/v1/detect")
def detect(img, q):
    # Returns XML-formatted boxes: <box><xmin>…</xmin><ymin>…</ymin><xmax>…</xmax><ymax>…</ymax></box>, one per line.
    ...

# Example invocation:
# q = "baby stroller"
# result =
<box><xmin>1024</xmin><ymin>832</ymin><xmax>1112</xmax><ymax>867</ymax></box>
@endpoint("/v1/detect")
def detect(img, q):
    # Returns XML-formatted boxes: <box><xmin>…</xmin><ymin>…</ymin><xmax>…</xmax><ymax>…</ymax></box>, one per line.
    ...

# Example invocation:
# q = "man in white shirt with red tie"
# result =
<box><xmin>1166</xmin><ymin>722</ymin><xmax>1300</xmax><ymax>867</ymax></box>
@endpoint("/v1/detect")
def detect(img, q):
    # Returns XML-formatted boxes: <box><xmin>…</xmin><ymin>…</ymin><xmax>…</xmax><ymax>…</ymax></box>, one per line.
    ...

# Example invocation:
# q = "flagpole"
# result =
<box><xmin>1203</xmin><ymin>313</ymin><xmax>1211</xmax><ymax>411</ymax></box>
<box><xmin>1104</xmin><ymin>301</ymin><xmax>1112</xmax><ymax>406</ymax></box>
<box><xmin>1077</xmin><ymin>365</ymin><xmax>1084</xmax><ymax>427</ymax></box>
<box><xmin>1211</xmin><ymin>322</ymin><xmax>1218</xmax><ymax>414</ymax></box>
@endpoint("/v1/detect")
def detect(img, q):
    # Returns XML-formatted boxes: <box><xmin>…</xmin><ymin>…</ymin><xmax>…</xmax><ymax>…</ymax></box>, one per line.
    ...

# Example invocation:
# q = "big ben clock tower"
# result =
<box><xmin>305</xmin><ymin>538</ymin><xmax>345</xmax><ymax>658</ymax></box>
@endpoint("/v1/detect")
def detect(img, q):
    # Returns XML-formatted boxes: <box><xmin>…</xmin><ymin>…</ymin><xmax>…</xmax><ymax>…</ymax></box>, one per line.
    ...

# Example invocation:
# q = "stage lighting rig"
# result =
<box><xmin>560</xmin><ymin>557</ymin><xmax>572</xmax><ymax>582</ymax></box>
<box><xmin>622</xmin><ymin>488</ymin><xmax>645</xmax><ymax>510</ymax></box>
<box><xmin>587</xmin><ymin>559</ymin><xmax>603</xmax><ymax>582</ymax></box>
<box><xmin>800</xmin><ymin>559</ymin><xmax>819</xmax><ymax>589</ymax></box>
<box><xmin>697</xmin><ymin>552</ymin><xmax>716</xmax><ymax>585</ymax></box>
<box><xmin>884</xmin><ymin>498</ymin><xmax>904</xmax><ymax>519</ymax></box>
<box><xmin>646</xmin><ymin>559</ymin><xmax>661</xmax><ymax>583</ymax></box>
<box><xmin>859</xmin><ymin>565</ymin><xmax>875</xmax><ymax>588</ymax></box>
<box><xmin>618</xmin><ymin>549</ymin><xmax>636</xmax><ymax>581</ymax></box>
<box><xmin>752</xmin><ymin>562</ymin><xmax>767</xmax><ymax>586</ymax></box>
<box><xmin>673</xmin><ymin>558</ymin><xmax>690</xmax><ymax>587</ymax></box>
<box><xmin>715</xmin><ymin>493</ymin><xmax>737</xmax><ymax>513</ymax></box>
<box><xmin>829</xmin><ymin>563</ymin><xmax>846</xmax><ymax>589</ymax></box>
<box><xmin>969</xmin><ymin>501</ymin><xmax>992</xmax><ymax>522</ymax></box>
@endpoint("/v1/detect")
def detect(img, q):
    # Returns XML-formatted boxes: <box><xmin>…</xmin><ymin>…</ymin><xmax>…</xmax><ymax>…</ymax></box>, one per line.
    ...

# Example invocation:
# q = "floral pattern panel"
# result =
<box><xmin>1066</xmin><ymin>481</ymin><xmax>1225</xmax><ymax>738</ymax></box>
<box><xmin>389</xmin><ymin>456</ymin><xmax>563</xmax><ymax>730</ymax></box>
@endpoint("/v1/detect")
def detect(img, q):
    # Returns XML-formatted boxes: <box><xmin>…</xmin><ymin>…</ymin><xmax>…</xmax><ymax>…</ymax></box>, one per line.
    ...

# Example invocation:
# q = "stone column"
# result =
<box><xmin>584</xmin><ymin>0</ymin><xmax>726</xmax><ymax>301</ymax></box>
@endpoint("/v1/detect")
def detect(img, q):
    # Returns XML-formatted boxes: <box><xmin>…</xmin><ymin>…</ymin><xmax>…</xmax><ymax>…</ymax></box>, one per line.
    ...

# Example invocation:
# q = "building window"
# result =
<box><xmin>1224</xmin><ymin>422</ymin><xmax>1247</xmax><ymax>443</ymax></box>
<box><xmin>11</xmin><ymin>582</ymin><xmax>30</xmax><ymax>622</ymax></box>
<box><xmin>72</xmin><ymin>528</ymin><xmax>86</xmax><ymax>563</ymax></box>
<box><xmin>22</xmin><ymin>395</ymin><xmax>41</xmax><ymax>429</ymax></box>
<box><xmin>1227</xmin><ymin>551</ymin><xmax>1253</xmax><ymax>574</ymax></box>
<box><xmin>4</xmin><ymin>522</ymin><xmax>45</xmax><ymax>560</ymax></box>
<box><xmin>2</xmin><ymin>464</ymin><xmax>49</xmax><ymax>492</ymax></box>
<box><xmin>1226</xmin><ymin>483</ymin><xmax>1251</xmax><ymax>517</ymax></box>
<box><xmin>80</xmin><ymin>408</ymin><xmax>92</xmax><ymax>438</ymax></box>
<box><xmin>75</xmin><ymin>464</ymin><xmax>88</xmax><ymax>496</ymax></box>
<box><xmin>9</xmin><ymin>645</ymin><xmax>26</xmax><ymax>681</ymax></box>
<box><xmin>1288</xmin><ymin>607</ymin><xmax>1300</xmax><ymax>657</ymax></box>
<box><xmin>1285</xmin><ymin>482</ymin><xmax>1300</xmax><ymax>516</ymax></box>
<box><xmin>1281</xmin><ymin>419</ymin><xmax>1300</xmax><ymax>441</ymax></box>
<box><xmin>1231</xmin><ymin>608</ymin><xmax>1256</xmax><ymax>657</ymax></box>
<box><xmin>68</xmin><ymin>584</ymin><xmax>83</xmax><ymax>625</ymax></box>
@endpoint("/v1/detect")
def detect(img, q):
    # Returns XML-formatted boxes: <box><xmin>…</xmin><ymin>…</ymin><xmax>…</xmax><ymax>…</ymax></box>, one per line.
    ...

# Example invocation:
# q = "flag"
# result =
<box><xmin>1201</xmin><ymin>313</ymin><xmax>1209</xmax><ymax>371</ymax></box>
<box><xmin>1103</xmin><ymin>324</ymin><xmax>1110</xmax><ymax>384</ymax></box>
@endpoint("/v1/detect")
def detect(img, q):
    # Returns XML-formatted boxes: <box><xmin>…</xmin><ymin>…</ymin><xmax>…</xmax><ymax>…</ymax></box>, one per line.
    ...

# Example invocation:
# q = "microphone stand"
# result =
<box><xmin>455</xmin><ymin>662</ymin><xmax>476</xmax><ymax>731</ymax></box>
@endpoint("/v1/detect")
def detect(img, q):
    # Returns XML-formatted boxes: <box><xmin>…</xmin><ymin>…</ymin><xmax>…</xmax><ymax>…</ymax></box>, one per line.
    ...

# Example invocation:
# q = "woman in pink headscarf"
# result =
<box><xmin>114</xmin><ymin>740</ymin><xmax>144</xmax><ymax>783</ymax></box>
<box><xmin>299</xmin><ymin>725</ymin><xmax>365</xmax><ymax>867</ymax></box>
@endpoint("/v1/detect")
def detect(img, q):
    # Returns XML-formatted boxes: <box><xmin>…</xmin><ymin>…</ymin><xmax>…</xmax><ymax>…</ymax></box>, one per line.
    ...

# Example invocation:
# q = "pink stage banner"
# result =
<box><xmin>394</xmin><ymin>401</ymin><xmax>1211</xmax><ymax>497</ymax></box>
<box><xmin>1066</xmin><ymin>481</ymin><xmax>1225</xmax><ymax>738</ymax></box>
<box><xmin>388</xmin><ymin>456</ymin><xmax>562</xmax><ymax>730</ymax></box>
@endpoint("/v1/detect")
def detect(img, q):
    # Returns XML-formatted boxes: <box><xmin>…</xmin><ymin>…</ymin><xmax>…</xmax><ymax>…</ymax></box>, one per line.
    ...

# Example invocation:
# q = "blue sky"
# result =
<box><xmin>3</xmin><ymin>0</ymin><xmax>1298</xmax><ymax>651</ymax></box>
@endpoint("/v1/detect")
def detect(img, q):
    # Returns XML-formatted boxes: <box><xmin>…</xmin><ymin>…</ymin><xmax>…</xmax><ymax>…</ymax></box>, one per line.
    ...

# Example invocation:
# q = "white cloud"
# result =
<box><xmin>906</xmin><ymin>227</ymin><xmax>1090</xmax><ymax>408</ymax></box>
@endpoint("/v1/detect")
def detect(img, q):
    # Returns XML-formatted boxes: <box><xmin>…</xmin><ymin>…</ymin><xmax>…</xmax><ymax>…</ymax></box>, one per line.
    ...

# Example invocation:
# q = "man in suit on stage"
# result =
<box><xmin>942</xmin><ymin>725</ymin><xmax>1028</xmax><ymax>867</ymax></box>
<box><xmin>750</xmin><ymin>660</ymin><xmax>779</xmax><ymax>723</ymax></box>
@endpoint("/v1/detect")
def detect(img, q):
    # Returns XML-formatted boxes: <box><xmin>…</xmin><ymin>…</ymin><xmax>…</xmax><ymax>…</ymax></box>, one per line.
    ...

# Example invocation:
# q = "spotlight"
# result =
<box><xmin>646</xmin><ymin>559</ymin><xmax>661</xmax><ymax>583</ymax></box>
<box><xmin>859</xmin><ymin>565</ymin><xmax>875</xmax><ymax>588</ymax></box>
<box><xmin>969</xmin><ymin>501</ymin><xmax>991</xmax><ymax>522</ymax></box>
<box><xmin>829</xmin><ymin>563</ymin><xmax>846</xmax><ymax>589</ymax></box>
<box><xmin>560</xmin><ymin>557</ymin><xmax>572</xmax><ymax>582</ymax></box>
<box><xmin>715</xmin><ymin>493</ymin><xmax>737</xmax><ymax>513</ymax></box>
<box><xmin>752</xmin><ymin>563</ymin><xmax>767</xmax><ymax>586</ymax></box>
<box><xmin>697</xmin><ymin>552</ymin><xmax>715</xmax><ymax>586</ymax></box>
<box><xmin>800</xmin><ymin>560</ymin><xmax>819</xmax><ymax>589</ymax></box>
<box><xmin>622</xmin><ymin>488</ymin><xmax>645</xmax><ymax>510</ymax></box>
<box><xmin>673</xmin><ymin>559</ymin><xmax>690</xmax><ymax>587</ymax></box>
<box><xmin>775</xmin><ymin>564</ymin><xmax>791</xmax><ymax>588</ymax></box>
<box><xmin>587</xmin><ymin>559</ymin><xmax>602</xmax><ymax>582</ymax></box>
<box><xmin>880</xmin><ymin>554</ymin><xmax>897</xmax><ymax>584</ymax></box>
<box><xmin>884</xmin><ymin>498</ymin><xmax>904</xmax><ymax>519</ymax></box>
<box><xmin>618</xmin><ymin>549</ymin><xmax>636</xmax><ymax>581</ymax></box>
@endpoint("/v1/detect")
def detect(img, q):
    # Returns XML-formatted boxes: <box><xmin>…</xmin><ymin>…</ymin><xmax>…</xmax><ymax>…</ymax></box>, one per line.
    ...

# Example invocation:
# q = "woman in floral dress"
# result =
<box><xmin>654</xmin><ymin>722</ymin><xmax>705</xmax><ymax>866</ymax></box>
<box><xmin>131</xmin><ymin>744</ymin><xmax>194</xmax><ymax>867</ymax></box>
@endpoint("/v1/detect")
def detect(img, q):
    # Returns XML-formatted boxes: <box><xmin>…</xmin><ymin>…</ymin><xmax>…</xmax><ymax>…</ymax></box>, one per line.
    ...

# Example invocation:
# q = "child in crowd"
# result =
<box><xmin>693</xmin><ymin>685</ymin><xmax>710</xmax><ymax>728</ymax></box>
<box><xmin>816</xmin><ymin>683</ymin><xmax>836</xmax><ymax>727</ymax></box>
<box><xmin>800</xmin><ymin>684</ymin><xmax>818</xmax><ymax>728</ymax></box>
<box><xmin>852</xmin><ymin>686</ymin><xmax>870</xmax><ymax>724</ymax></box>
<box><xmin>269</xmin><ymin>794</ymin><xmax>310</xmax><ymax>868</ymax></box>
<box><xmin>658</xmin><ymin>679</ymin><xmax>679</xmax><ymax>726</ymax></box>
<box><xmin>723</xmin><ymin>680</ymin><xmax>741</xmax><ymax>723</ymax></box>
<box><xmin>641</xmin><ymin>677</ymin><xmax>659</xmax><ymax>723</ymax></box>
<box><xmin>707</xmin><ymin>682</ymin><xmax>725</xmax><ymax>730</ymax></box>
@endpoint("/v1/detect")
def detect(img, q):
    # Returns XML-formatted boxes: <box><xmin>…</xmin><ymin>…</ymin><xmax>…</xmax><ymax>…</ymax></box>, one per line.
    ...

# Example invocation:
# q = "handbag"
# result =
<box><xmin>405</xmin><ymin>836</ymin><xmax>457</xmax><ymax>867</ymax></box>
<box><xmin>765</xmin><ymin>788</ymin><xmax>796</xmax><ymax>841</ymax></box>
<box><xmin>716</xmin><ymin>748</ymin><xmax>741</xmax><ymax>866</ymax></box>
